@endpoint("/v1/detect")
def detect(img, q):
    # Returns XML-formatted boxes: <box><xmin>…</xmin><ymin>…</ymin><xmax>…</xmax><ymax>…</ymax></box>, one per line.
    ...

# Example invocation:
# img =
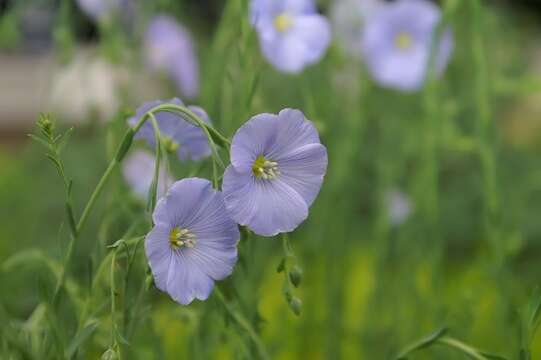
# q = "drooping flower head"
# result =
<box><xmin>146</xmin><ymin>178</ymin><xmax>239</xmax><ymax>305</ymax></box>
<box><xmin>250</xmin><ymin>0</ymin><xmax>331</xmax><ymax>74</ymax></box>
<box><xmin>330</xmin><ymin>0</ymin><xmax>383</xmax><ymax>57</ymax></box>
<box><xmin>361</xmin><ymin>0</ymin><xmax>453</xmax><ymax>91</ymax></box>
<box><xmin>128</xmin><ymin>98</ymin><xmax>211</xmax><ymax>162</ymax></box>
<box><xmin>144</xmin><ymin>15</ymin><xmax>199</xmax><ymax>99</ymax></box>
<box><xmin>223</xmin><ymin>109</ymin><xmax>328</xmax><ymax>236</ymax></box>
<box><xmin>122</xmin><ymin>149</ymin><xmax>174</xmax><ymax>201</ymax></box>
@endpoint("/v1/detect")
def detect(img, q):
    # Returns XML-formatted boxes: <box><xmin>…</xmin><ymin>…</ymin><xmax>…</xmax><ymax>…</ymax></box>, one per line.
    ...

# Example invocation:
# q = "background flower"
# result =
<box><xmin>385</xmin><ymin>189</ymin><xmax>412</xmax><ymax>226</ymax></box>
<box><xmin>144</xmin><ymin>15</ymin><xmax>199</xmax><ymax>99</ymax></box>
<box><xmin>128</xmin><ymin>98</ymin><xmax>212</xmax><ymax>162</ymax></box>
<box><xmin>122</xmin><ymin>149</ymin><xmax>173</xmax><ymax>201</ymax></box>
<box><xmin>223</xmin><ymin>108</ymin><xmax>327</xmax><ymax>236</ymax></box>
<box><xmin>250</xmin><ymin>0</ymin><xmax>331</xmax><ymax>73</ymax></box>
<box><xmin>361</xmin><ymin>0</ymin><xmax>453</xmax><ymax>91</ymax></box>
<box><xmin>330</xmin><ymin>0</ymin><xmax>383</xmax><ymax>57</ymax></box>
<box><xmin>76</xmin><ymin>0</ymin><xmax>124</xmax><ymax>21</ymax></box>
<box><xmin>146</xmin><ymin>178</ymin><xmax>239</xmax><ymax>305</ymax></box>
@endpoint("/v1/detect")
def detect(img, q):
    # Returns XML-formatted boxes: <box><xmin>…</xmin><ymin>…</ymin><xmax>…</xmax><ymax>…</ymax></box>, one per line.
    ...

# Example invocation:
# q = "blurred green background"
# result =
<box><xmin>2</xmin><ymin>0</ymin><xmax>541</xmax><ymax>358</ymax></box>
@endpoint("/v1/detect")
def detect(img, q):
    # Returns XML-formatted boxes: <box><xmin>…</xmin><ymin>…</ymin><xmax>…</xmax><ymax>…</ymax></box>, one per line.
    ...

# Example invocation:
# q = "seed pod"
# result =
<box><xmin>289</xmin><ymin>297</ymin><xmax>302</xmax><ymax>316</ymax></box>
<box><xmin>288</xmin><ymin>265</ymin><xmax>303</xmax><ymax>287</ymax></box>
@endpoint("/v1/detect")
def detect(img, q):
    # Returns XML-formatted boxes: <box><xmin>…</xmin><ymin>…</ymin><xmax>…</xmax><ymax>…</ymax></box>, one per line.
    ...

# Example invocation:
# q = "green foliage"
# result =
<box><xmin>2</xmin><ymin>0</ymin><xmax>541</xmax><ymax>359</ymax></box>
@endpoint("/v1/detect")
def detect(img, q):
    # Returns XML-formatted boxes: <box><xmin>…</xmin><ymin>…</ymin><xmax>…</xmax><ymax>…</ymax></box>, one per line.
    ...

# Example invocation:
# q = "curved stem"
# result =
<box><xmin>52</xmin><ymin>103</ymin><xmax>231</xmax><ymax>305</ymax></box>
<box><xmin>147</xmin><ymin>113</ymin><xmax>162</xmax><ymax>212</ymax></box>
<box><xmin>437</xmin><ymin>337</ymin><xmax>489</xmax><ymax>360</ymax></box>
<box><xmin>214</xmin><ymin>287</ymin><xmax>270</xmax><ymax>360</ymax></box>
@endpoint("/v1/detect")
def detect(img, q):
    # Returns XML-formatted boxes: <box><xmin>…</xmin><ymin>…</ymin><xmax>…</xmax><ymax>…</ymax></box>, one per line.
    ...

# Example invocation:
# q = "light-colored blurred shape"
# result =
<box><xmin>0</xmin><ymin>47</ymin><xmax>165</xmax><ymax>131</ymax></box>
<box><xmin>76</xmin><ymin>0</ymin><xmax>123</xmax><ymax>21</ymax></box>
<box><xmin>49</xmin><ymin>51</ymin><xmax>128</xmax><ymax>123</ymax></box>
<box><xmin>0</xmin><ymin>52</ymin><xmax>54</xmax><ymax>131</ymax></box>
<box><xmin>385</xmin><ymin>189</ymin><xmax>412</xmax><ymax>226</ymax></box>
<box><xmin>330</xmin><ymin>0</ymin><xmax>383</xmax><ymax>57</ymax></box>
<box><xmin>144</xmin><ymin>15</ymin><xmax>199</xmax><ymax>99</ymax></box>
<box><xmin>122</xmin><ymin>149</ymin><xmax>174</xmax><ymax>201</ymax></box>
<box><xmin>501</xmin><ymin>48</ymin><xmax>541</xmax><ymax>148</ymax></box>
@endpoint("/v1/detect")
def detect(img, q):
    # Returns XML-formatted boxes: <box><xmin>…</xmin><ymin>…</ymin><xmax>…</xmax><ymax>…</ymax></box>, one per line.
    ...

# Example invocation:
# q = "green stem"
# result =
<box><xmin>51</xmin><ymin>102</ymin><xmax>230</xmax><ymax>311</ymax></box>
<box><xmin>110</xmin><ymin>249</ymin><xmax>121</xmax><ymax>359</ymax></box>
<box><xmin>77</xmin><ymin>160</ymin><xmax>118</xmax><ymax>235</ymax></box>
<box><xmin>148</xmin><ymin>113</ymin><xmax>162</xmax><ymax>212</ymax></box>
<box><xmin>437</xmin><ymin>337</ymin><xmax>489</xmax><ymax>360</ymax></box>
<box><xmin>214</xmin><ymin>287</ymin><xmax>270</xmax><ymax>360</ymax></box>
<box><xmin>471</xmin><ymin>0</ymin><xmax>500</xmax><ymax>259</ymax></box>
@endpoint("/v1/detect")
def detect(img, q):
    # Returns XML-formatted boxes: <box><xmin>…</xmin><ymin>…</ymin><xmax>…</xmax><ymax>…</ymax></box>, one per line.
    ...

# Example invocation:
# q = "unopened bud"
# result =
<box><xmin>276</xmin><ymin>258</ymin><xmax>286</xmax><ymax>273</ymax></box>
<box><xmin>289</xmin><ymin>297</ymin><xmax>302</xmax><ymax>316</ymax></box>
<box><xmin>288</xmin><ymin>265</ymin><xmax>303</xmax><ymax>287</ymax></box>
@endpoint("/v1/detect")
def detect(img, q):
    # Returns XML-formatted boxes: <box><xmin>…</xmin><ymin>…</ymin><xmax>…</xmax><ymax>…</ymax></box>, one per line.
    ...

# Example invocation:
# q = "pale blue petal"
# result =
<box><xmin>122</xmin><ymin>149</ymin><xmax>173</xmax><ymax>201</ymax></box>
<box><xmin>223</xmin><ymin>166</ymin><xmax>309</xmax><ymax>236</ymax></box>
<box><xmin>275</xmin><ymin>143</ymin><xmax>327</xmax><ymax>206</ymax></box>
<box><xmin>145</xmin><ymin>224</ymin><xmax>173</xmax><ymax>293</ymax></box>
<box><xmin>128</xmin><ymin>99</ymin><xmax>210</xmax><ymax>162</ymax></box>
<box><xmin>266</xmin><ymin>108</ymin><xmax>320</xmax><ymax>159</ymax></box>
<box><xmin>251</xmin><ymin>0</ymin><xmax>316</xmax><ymax>25</ymax></box>
<box><xmin>145</xmin><ymin>15</ymin><xmax>200</xmax><ymax>99</ymax></box>
<box><xmin>361</xmin><ymin>0</ymin><xmax>453</xmax><ymax>91</ymax></box>
<box><xmin>148</xmin><ymin>178</ymin><xmax>239</xmax><ymax>305</ymax></box>
<box><xmin>230</xmin><ymin>113</ymin><xmax>279</xmax><ymax>172</ymax></box>
<box><xmin>166</xmin><ymin>252</ymin><xmax>215</xmax><ymax>305</ymax></box>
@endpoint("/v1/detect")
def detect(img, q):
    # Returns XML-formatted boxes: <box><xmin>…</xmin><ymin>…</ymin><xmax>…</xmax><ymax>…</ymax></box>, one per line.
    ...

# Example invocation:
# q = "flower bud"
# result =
<box><xmin>288</xmin><ymin>265</ymin><xmax>303</xmax><ymax>287</ymax></box>
<box><xmin>276</xmin><ymin>258</ymin><xmax>286</xmax><ymax>273</ymax></box>
<box><xmin>289</xmin><ymin>297</ymin><xmax>302</xmax><ymax>316</ymax></box>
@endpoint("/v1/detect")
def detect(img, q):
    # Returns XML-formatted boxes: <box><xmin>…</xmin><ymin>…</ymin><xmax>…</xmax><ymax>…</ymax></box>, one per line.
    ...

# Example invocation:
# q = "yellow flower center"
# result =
<box><xmin>394</xmin><ymin>31</ymin><xmax>413</xmax><ymax>50</ymax></box>
<box><xmin>274</xmin><ymin>13</ymin><xmax>293</xmax><ymax>32</ymax></box>
<box><xmin>161</xmin><ymin>135</ymin><xmax>179</xmax><ymax>153</ymax></box>
<box><xmin>252</xmin><ymin>155</ymin><xmax>280</xmax><ymax>180</ymax></box>
<box><xmin>169</xmin><ymin>227</ymin><xmax>196</xmax><ymax>249</ymax></box>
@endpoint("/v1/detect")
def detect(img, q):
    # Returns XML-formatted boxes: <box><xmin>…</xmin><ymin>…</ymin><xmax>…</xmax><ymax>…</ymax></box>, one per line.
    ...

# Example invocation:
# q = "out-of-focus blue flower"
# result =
<box><xmin>128</xmin><ymin>98</ymin><xmax>212</xmax><ymax>162</ymax></box>
<box><xmin>385</xmin><ymin>189</ymin><xmax>412</xmax><ymax>226</ymax></box>
<box><xmin>76</xmin><ymin>0</ymin><xmax>123</xmax><ymax>21</ymax></box>
<box><xmin>330</xmin><ymin>0</ymin><xmax>383</xmax><ymax>57</ymax></box>
<box><xmin>122</xmin><ymin>149</ymin><xmax>173</xmax><ymax>201</ymax></box>
<box><xmin>250</xmin><ymin>0</ymin><xmax>331</xmax><ymax>73</ymax></box>
<box><xmin>223</xmin><ymin>109</ymin><xmax>328</xmax><ymax>236</ymax></box>
<box><xmin>361</xmin><ymin>0</ymin><xmax>453</xmax><ymax>91</ymax></box>
<box><xmin>144</xmin><ymin>15</ymin><xmax>199</xmax><ymax>99</ymax></box>
<box><xmin>146</xmin><ymin>178</ymin><xmax>239</xmax><ymax>305</ymax></box>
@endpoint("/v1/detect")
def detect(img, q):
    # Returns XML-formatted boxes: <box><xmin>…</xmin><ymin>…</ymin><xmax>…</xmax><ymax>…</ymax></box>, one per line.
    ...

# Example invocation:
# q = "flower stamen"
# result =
<box><xmin>169</xmin><ymin>227</ymin><xmax>196</xmax><ymax>249</ymax></box>
<box><xmin>274</xmin><ymin>13</ymin><xmax>293</xmax><ymax>32</ymax></box>
<box><xmin>394</xmin><ymin>31</ymin><xmax>413</xmax><ymax>50</ymax></box>
<box><xmin>161</xmin><ymin>135</ymin><xmax>180</xmax><ymax>153</ymax></box>
<box><xmin>252</xmin><ymin>155</ymin><xmax>280</xmax><ymax>180</ymax></box>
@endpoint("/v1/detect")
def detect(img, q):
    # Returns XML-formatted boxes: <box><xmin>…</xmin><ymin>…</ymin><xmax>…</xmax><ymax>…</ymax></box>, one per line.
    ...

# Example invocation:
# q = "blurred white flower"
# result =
<box><xmin>330</xmin><ymin>0</ymin><xmax>383</xmax><ymax>57</ymax></box>
<box><xmin>49</xmin><ymin>51</ymin><xmax>128</xmax><ymax>123</ymax></box>
<box><xmin>385</xmin><ymin>189</ymin><xmax>412</xmax><ymax>226</ymax></box>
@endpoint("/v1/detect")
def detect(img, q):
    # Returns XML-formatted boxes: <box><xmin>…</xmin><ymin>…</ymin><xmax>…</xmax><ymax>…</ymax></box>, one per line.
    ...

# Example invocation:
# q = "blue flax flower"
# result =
<box><xmin>361</xmin><ymin>0</ymin><xmax>453</xmax><ymax>91</ymax></box>
<box><xmin>250</xmin><ymin>0</ymin><xmax>331</xmax><ymax>73</ymax></box>
<box><xmin>145</xmin><ymin>15</ymin><xmax>199</xmax><ymax>99</ymax></box>
<box><xmin>128</xmin><ymin>98</ymin><xmax>211</xmax><ymax>162</ymax></box>
<box><xmin>146</xmin><ymin>178</ymin><xmax>239</xmax><ymax>305</ymax></box>
<box><xmin>223</xmin><ymin>109</ymin><xmax>328</xmax><ymax>236</ymax></box>
<box><xmin>122</xmin><ymin>149</ymin><xmax>173</xmax><ymax>201</ymax></box>
<box><xmin>76</xmin><ymin>0</ymin><xmax>125</xmax><ymax>21</ymax></box>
